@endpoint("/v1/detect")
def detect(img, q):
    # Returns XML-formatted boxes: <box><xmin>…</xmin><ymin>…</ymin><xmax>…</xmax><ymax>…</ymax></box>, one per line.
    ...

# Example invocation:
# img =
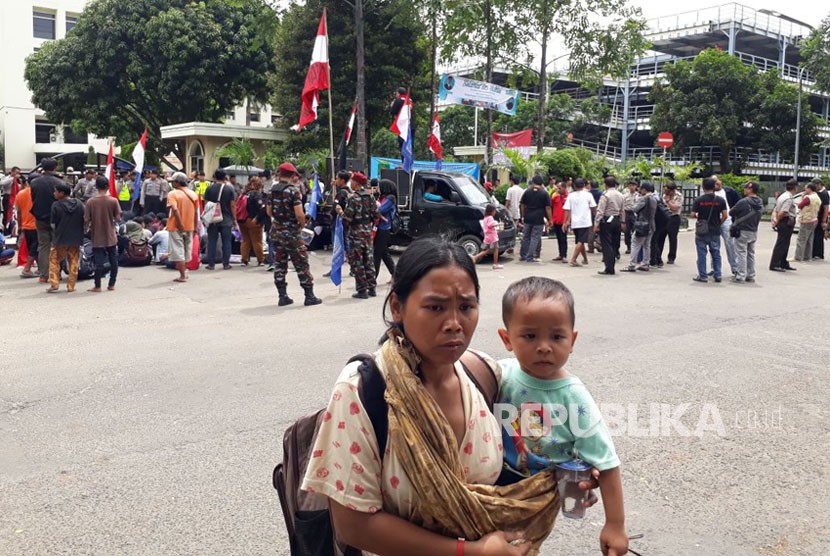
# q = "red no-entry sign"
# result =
<box><xmin>657</xmin><ymin>132</ymin><xmax>674</xmax><ymax>148</ymax></box>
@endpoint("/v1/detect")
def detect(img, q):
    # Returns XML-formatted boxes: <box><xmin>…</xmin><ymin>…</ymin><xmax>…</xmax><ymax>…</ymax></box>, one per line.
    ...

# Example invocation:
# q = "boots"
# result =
<box><xmin>276</xmin><ymin>283</ymin><xmax>294</xmax><ymax>306</ymax></box>
<box><xmin>303</xmin><ymin>285</ymin><xmax>322</xmax><ymax>306</ymax></box>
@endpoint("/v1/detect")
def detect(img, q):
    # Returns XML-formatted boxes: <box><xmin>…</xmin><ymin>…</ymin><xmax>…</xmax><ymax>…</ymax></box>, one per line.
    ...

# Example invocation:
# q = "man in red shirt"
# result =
<box><xmin>550</xmin><ymin>181</ymin><xmax>569</xmax><ymax>262</ymax></box>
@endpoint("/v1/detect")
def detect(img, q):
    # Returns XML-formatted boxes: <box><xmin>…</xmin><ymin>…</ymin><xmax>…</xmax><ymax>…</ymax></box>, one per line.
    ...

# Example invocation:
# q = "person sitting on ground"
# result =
<box><xmin>149</xmin><ymin>219</ymin><xmax>170</xmax><ymax>264</ymax></box>
<box><xmin>497</xmin><ymin>276</ymin><xmax>627</xmax><ymax>555</ymax></box>
<box><xmin>0</xmin><ymin>231</ymin><xmax>16</xmax><ymax>264</ymax></box>
<box><xmin>423</xmin><ymin>182</ymin><xmax>444</xmax><ymax>202</ymax></box>
<box><xmin>147</xmin><ymin>213</ymin><xmax>162</xmax><ymax>234</ymax></box>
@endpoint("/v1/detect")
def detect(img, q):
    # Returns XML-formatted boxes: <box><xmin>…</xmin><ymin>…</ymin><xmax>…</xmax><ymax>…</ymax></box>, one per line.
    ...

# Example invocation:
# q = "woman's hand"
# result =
<box><xmin>470</xmin><ymin>531</ymin><xmax>531</xmax><ymax>556</ymax></box>
<box><xmin>599</xmin><ymin>522</ymin><xmax>628</xmax><ymax>555</ymax></box>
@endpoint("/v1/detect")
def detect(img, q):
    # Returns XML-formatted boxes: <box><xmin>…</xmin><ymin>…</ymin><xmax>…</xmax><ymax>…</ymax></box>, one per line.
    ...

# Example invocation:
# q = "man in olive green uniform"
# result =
<box><xmin>338</xmin><ymin>172</ymin><xmax>378</xmax><ymax>299</ymax></box>
<box><xmin>267</xmin><ymin>162</ymin><xmax>322</xmax><ymax>307</ymax></box>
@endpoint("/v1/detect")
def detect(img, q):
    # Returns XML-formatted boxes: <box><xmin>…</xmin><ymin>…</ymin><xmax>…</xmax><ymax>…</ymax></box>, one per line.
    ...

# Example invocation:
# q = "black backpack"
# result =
<box><xmin>273</xmin><ymin>351</ymin><xmax>498</xmax><ymax>556</ymax></box>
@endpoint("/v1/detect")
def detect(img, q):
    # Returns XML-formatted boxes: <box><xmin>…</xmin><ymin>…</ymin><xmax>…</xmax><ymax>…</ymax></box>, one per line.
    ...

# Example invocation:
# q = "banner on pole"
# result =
<box><xmin>438</xmin><ymin>74</ymin><xmax>520</xmax><ymax>116</ymax></box>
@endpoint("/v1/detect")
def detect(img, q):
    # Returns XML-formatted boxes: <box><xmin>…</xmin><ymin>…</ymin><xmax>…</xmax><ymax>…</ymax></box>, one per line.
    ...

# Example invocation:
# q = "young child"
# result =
<box><xmin>497</xmin><ymin>276</ymin><xmax>627</xmax><ymax>555</ymax></box>
<box><xmin>473</xmin><ymin>204</ymin><xmax>502</xmax><ymax>269</ymax></box>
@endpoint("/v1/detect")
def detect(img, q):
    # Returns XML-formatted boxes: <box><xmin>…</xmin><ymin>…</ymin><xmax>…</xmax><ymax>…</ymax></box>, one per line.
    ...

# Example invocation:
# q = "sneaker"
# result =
<box><xmin>730</xmin><ymin>276</ymin><xmax>744</xmax><ymax>283</ymax></box>
<box><xmin>692</xmin><ymin>276</ymin><xmax>708</xmax><ymax>283</ymax></box>
<box><xmin>267</xmin><ymin>265</ymin><xmax>275</xmax><ymax>272</ymax></box>
<box><xmin>620</xmin><ymin>266</ymin><xmax>636</xmax><ymax>272</ymax></box>
<box><xmin>745</xmin><ymin>277</ymin><xmax>756</xmax><ymax>283</ymax></box>
<box><xmin>635</xmin><ymin>265</ymin><xmax>650</xmax><ymax>272</ymax></box>
<box><xmin>492</xmin><ymin>264</ymin><xmax>504</xmax><ymax>270</ymax></box>
<box><xmin>714</xmin><ymin>277</ymin><xmax>722</xmax><ymax>283</ymax></box>
<box><xmin>223</xmin><ymin>265</ymin><xmax>232</xmax><ymax>270</ymax></box>
<box><xmin>241</xmin><ymin>261</ymin><xmax>249</xmax><ymax>267</ymax></box>
<box><xmin>206</xmin><ymin>265</ymin><xmax>215</xmax><ymax>270</ymax></box>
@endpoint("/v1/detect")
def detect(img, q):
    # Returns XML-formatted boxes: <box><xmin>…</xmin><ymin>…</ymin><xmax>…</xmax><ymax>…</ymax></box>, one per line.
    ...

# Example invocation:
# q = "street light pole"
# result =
<box><xmin>794</xmin><ymin>66</ymin><xmax>805</xmax><ymax>180</ymax></box>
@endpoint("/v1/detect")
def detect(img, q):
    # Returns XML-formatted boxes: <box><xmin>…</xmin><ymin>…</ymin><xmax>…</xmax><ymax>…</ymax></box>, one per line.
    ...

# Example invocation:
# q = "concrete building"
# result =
<box><xmin>0</xmin><ymin>0</ymin><xmax>109</xmax><ymax>170</ymax></box>
<box><xmin>448</xmin><ymin>3</ymin><xmax>830</xmax><ymax>179</ymax></box>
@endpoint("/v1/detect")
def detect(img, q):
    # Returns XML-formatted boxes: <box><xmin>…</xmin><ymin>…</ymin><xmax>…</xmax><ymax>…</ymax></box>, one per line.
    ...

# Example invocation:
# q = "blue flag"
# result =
<box><xmin>402</xmin><ymin>125</ymin><xmax>414</xmax><ymax>173</ymax></box>
<box><xmin>330</xmin><ymin>216</ymin><xmax>347</xmax><ymax>286</ymax></box>
<box><xmin>308</xmin><ymin>173</ymin><xmax>321</xmax><ymax>221</ymax></box>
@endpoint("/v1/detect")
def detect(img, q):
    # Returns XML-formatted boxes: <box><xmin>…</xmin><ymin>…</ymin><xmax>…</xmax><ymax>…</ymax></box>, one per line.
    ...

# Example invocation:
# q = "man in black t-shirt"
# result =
<box><xmin>519</xmin><ymin>175</ymin><xmax>552</xmax><ymax>262</ymax></box>
<box><xmin>204</xmin><ymin>169</ymin><xmax>238</xmax><ymax>270</ymax></box>
<box><xmin>691</xmin><ymin>177</ymin><xmax>728</xmax><ymax>283</ymax></box>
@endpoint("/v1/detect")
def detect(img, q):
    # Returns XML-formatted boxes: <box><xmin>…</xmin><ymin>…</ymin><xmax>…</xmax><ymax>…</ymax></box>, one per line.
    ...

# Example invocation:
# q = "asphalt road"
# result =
<box><xmin>1</xmin><ymin>227</ymin><xmax>828</xmax><ymax>556</ymax></box>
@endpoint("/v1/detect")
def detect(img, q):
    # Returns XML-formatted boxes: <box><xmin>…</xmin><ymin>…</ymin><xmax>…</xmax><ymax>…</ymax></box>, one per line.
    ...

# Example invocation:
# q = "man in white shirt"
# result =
<box><xmin>504</xmin><ymin>176</ymin><xmax>524</xmax><ymax>223</ymax></box>
<box><xmin>563</xmin><ymin>178</ymin><xmax>596</xmax><ymax>266</ymax></box>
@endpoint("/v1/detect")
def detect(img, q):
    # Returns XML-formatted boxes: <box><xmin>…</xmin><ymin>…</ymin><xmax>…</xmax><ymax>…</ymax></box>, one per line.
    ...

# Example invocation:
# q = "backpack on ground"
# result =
<box><xmin>125</xmin><ymin>239</ymin><xmax>152</xmax><ymax>266</ymax></box>
<box><xmin>273</xmin><ymin>351</ymin><xmax>497</xmax><ymax>556</ymax></box>
<box><xmin>61</xmin><ymin>239</ymin><xmax>95</xmax><ymax>279</ymax></box>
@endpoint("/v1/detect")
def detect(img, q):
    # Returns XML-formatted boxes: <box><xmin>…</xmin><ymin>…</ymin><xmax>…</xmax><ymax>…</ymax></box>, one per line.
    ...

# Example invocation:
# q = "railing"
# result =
<box><xmin>645</xmin><ymin>3</ymin><xmax>813</xmax><ymax>42</ymax></box>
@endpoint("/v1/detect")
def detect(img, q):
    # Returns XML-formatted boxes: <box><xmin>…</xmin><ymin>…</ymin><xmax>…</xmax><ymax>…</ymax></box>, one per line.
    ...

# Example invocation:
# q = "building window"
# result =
<box><xmin>225</xmin><ymin>111</ymin><xmax>235</xmax><ymax>120</ymax></box>
<box><xmin>188</xmin><ymin>141</ymin><xmax>205</xmax><ymax>175</ymax></box>
<box><xmin>35</xmin><ymin>123</ymin><xmax>56</xmax><ymax>144</ymax></box>
<box><xmin>33</xmin><ymin>47</ymin><xmax>41</xmax><ymax>53</ymax></box>
<box><xmin>249</xmin><ymin>112</ymin><xmax>261</xmax><ymax>122</ymax></box>
<box><xmin>66</xmin><ymin>14</ymin><xmax>79</xmax><ymax>33</ymax></box>
<box><xmin>271</xmin><ymin>114</ymin><xmax>282</xmax><ymax>125</ymax></box>
<box><xmin>64</xmin><ymin>125</ymin><xmax>87</xmax><ymax>144</ymax></box>
<box><xmin>33</xmin><ymin>10</ymin><xmax>56</xmax><ymax>40</ymax></box>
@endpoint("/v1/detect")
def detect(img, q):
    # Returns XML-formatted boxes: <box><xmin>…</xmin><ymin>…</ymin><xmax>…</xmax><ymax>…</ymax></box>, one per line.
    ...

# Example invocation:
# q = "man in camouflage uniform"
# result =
<box><xmin>266</xmin><ymin>162</ymin><xmax>322</xmax><ymax>307</ymax></box>
<box><xmin>337</xmin><ymin>172</ymin><xmax>378</xmax><ymax>299</ymax></box>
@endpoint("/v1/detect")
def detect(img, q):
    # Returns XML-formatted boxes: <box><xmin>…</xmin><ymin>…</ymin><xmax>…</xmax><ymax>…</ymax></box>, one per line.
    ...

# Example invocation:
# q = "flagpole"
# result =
<box><xmin>324</xmin><ymin>7</ymin><xmax>335</xmax><ymax>194</ymax></box>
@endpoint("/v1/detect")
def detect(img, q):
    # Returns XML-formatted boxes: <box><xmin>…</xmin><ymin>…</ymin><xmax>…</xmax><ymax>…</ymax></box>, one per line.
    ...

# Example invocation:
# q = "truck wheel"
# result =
<box><xmin>457</xmin><ymin>235</ymin><xmax>482</xmax><ymax>257</ymax></box>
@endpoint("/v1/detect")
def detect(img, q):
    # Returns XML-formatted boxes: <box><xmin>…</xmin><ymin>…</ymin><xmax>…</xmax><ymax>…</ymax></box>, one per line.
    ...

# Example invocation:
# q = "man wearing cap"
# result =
<box><xmin>267</xmin><ymin>162</ymin><xmax>322</xmax><ymax>306</ymax></box>
<box><xmin>337</xmin><ymin>171</ymin><xmax>378</xmax><ymax>298</ymax></box>
<box><xmin>72</xmin><ymin>169</ymin><xmax>98</xmax><ymax>202</ymax></box>
<box><xmin>166</xmin><ymin>172</ymin><xmax>199</xmax><ymax>283</ymax></box>
<box><xmin>140</xmin><ymin>169</ymin><xmax>170</xmax><ymax>216</ymax></box>
<box><xmin>811</xmin><ymin>177</ymin><xmax>828</xmax><ymax>260</ymax></box>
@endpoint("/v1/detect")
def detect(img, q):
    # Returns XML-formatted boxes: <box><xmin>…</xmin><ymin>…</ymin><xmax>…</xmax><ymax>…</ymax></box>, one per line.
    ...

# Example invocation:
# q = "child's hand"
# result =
<box><xmin>599</xmin><ymin>522</ymin><xmax>628</xmax><ymax>555</ymax></box>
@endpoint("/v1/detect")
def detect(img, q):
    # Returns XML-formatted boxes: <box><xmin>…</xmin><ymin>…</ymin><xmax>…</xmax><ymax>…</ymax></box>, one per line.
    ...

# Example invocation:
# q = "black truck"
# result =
<box><xmin>380</xmin><ymin>169</ymin><xmax>517</xmax><ymax>256</ymax></box>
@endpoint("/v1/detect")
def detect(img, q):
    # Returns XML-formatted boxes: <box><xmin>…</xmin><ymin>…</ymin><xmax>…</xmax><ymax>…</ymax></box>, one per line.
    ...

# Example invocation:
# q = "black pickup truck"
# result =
<box><xmin>380</xmin><ymin>169</ymin><xmax>517</xmax><ymax>256</ymax></box>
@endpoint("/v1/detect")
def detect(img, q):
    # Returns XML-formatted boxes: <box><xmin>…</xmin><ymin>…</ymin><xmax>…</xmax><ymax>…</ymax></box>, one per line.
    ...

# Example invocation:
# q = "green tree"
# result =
<box><xmin>650</xmin><ymin>49</ymin><xmax>757</xmax><ymax>173</ymax></box>
<box><xmin>801</xmin><ymin>15</ymin><xmax>830</xmax><ymax>94</ymax></box>
<box><xmin>441</xmin><ymin>0</ymin><xmax>522</xmax><ymax>162</ymax></box>
<box><xmin>539</xmin><ymin>149</ymin><xmax>585</xmax><ymax>180</ymax></box>
<box><xmin>749</xmin><ymin>71</ymin><xmax>821</xmax><ymax>164</ymax></box>
<box><xmin>271</xmin><ymin>0</ymin><xmax>429</xmax><ymax>165</ymax></box>
<box><xmin>24</xmin><ymin>0</ymin><xmax>276</xmax><ymax>167</ymax></box>
<box><xmin>438</xmin><ymin>105</ymin><xmax>479</xmax><ymax>154</ymax></box>
<box><xmin>510</xmin><ymin>0</ymin><xmax>647</xmax><ymax>151</ymax></box>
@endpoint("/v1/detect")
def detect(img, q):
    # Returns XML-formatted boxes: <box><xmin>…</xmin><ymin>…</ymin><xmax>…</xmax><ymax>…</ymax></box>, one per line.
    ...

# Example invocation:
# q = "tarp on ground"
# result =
<box><xmin>370</xmin><ymin>157</ymin><xmax>480</xmax><ymax>181</ymax></box>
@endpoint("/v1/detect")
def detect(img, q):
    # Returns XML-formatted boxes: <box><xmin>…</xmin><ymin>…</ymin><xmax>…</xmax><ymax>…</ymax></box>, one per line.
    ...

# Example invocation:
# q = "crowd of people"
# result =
<box><xmin>1</xmin><ymin>157</ymin><xmax>828</xmax><ymax>298</ymax></box>
<box><xmin>498</xmin><ymin>172</ymin><xmax>828</xmax><ymax>284</ymax></box>
<box><xmin>0</xmin><ymin>158</ymin><xmax>404</xmax><ymax>304</ymax></box>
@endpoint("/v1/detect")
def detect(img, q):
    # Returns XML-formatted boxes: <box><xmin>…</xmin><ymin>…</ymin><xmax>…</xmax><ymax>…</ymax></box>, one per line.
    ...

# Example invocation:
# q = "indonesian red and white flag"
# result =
<box><xmin>297</xmin><ymin>10</ymin><xmax>330</xmax><ymax>131</ymax></box>
<box><xmin>344</xmin><ymin>102</ymin><xmax>357</xmax><ymax>145</ymax></box>
<box><xmin>390</xmin><ymin>91</ymin><xmax>412</xmax><ymax>141</ymax></box>
<box><xmin>428</xmin><ymin>113</ymin><xmax>443</xmax><ymax>160</ymax></box>
<box><xmin>105</xmin><ymin>141</ymin><xmax>117</xmax><ymax>197</ymax></box>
